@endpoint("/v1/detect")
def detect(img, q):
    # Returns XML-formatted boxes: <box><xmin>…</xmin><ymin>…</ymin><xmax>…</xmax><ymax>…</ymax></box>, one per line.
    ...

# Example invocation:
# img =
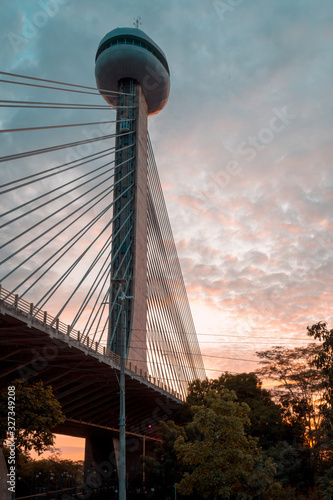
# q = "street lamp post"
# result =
<box><xmin>119</xmin><ymin>293</ymin><xmax>126</xmax><ymax>500</ymax></box>
<box><xmin>111</xmin><ymin>279</ymin><xmax>133</xmax><ymax>500</ymax></box>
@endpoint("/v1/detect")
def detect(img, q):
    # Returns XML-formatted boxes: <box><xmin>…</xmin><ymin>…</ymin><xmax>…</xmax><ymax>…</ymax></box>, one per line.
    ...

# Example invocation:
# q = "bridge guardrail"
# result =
<box><xmin>0</xmin><ymin>285</ymin><xmax>184</xmax><ymax>401</ymax></box>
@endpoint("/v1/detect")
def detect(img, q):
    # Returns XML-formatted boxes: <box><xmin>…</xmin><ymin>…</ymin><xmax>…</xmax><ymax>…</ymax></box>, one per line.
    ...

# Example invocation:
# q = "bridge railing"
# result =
<box><xmin>0</xmin><ymin>285</ymin><xmax>184</xmax><ymax>401</ymax></box>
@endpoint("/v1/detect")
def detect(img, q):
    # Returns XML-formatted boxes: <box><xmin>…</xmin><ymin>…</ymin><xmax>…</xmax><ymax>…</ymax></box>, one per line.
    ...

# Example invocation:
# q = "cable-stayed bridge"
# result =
<box><xmin>0</xmin><ymin>27</ymin><xmax>205</xmax><ymax>483</ymax></box>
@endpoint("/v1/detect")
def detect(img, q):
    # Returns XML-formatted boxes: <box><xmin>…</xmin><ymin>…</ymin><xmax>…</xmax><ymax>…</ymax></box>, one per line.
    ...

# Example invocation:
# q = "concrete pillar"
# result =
<box><xmin>84</xmin><ymin>433</ymin><xmax>149</xmax><ymax>492</ymax></box>
<box><xmin>84</xmin><ymin>435</ymin><xmax>117</xmax><ymax>487</ymax></box>
<box><xmin>109</xmin><ymin>81</ymin><xmax>148</xmax><ymax>375</ymax></box>
<box><xmin>128</xmin><ymin>83</ymin><xmax>148</xmax><ymax>374</ymax></box>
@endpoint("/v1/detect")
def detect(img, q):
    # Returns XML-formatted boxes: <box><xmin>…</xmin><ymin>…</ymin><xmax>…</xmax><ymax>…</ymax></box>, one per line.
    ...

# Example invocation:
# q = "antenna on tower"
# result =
<box><xmin>133</xmin><ymin>16</ymin><xmax>142</xmax><ymax>28</ymax></box>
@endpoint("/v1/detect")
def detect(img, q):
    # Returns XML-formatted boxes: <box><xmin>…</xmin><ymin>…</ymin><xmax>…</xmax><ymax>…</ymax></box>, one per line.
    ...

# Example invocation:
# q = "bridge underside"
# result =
<box><xmin>0</xmin><ymin>302</ymin><xmax>181</xmax><ymax>439</ymax></box>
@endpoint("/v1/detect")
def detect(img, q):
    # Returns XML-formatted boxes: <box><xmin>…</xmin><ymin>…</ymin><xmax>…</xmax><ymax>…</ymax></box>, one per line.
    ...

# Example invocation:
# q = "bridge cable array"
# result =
<box><xmin>0</xmin><ymin>71</ymin><xmax>205</xmax><ymax>399</ymax></box>
<box><xmin>1</xmin><ymin>72</ymin><xmax>135</xmax><ymax>338</ymax></box>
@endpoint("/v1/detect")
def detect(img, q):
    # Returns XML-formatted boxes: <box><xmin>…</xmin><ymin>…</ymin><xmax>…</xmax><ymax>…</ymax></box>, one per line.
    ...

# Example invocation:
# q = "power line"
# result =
<box><xmin>110</xmin><ymin>343</ymin><xmax>266</xmax><ymax>363</ymax></box>
<box><xmin>116</xmin><ymin>326</ymin><xmax>314</xmax><ymax>343</ymax></box>
<box><xmin>0</xmin><ymin>346</ymin><xmax>257</xmax><ymax>378</ymax></box>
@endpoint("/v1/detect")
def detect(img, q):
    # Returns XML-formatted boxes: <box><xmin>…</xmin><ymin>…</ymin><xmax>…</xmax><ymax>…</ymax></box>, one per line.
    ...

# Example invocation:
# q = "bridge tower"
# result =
<box><xmin>95</xmin><ymin>28</ymin><xmax>170</xmax><ymax>372</ymax></box>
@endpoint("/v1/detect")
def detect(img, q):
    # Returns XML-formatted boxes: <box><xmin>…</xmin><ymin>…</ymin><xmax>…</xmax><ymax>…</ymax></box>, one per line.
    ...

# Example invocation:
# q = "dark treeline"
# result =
<box><xmin>144</xmin><ymin>322</ymin><xmax>333</xmax><ymax>499</ymax></box>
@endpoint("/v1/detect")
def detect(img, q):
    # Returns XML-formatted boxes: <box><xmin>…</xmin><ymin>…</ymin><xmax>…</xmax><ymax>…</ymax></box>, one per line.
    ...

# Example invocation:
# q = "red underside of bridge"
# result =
<box><xmin>0</xmin><ymin>301</ymin><xmax>181</xmax><ymax>440</ymax></box>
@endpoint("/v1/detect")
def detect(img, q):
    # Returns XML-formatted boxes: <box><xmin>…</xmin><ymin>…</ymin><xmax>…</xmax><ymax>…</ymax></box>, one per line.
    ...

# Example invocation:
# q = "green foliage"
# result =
<box><xmin>317</xmin><ymin>464</ymin><xmax>333</xmax><ymax>500</ymax></box>
<box><xmin>0</xmin><ymin>379</ymin><xmax>65</xmax><ymax>454</ymax></box>
<box><xmin>20</xmin><ymin>452</ymin><xmax>83</xmax><ymax>479</ymax></box>
<box><xmin>174</xmin><ymin>389</ymin><xmax>276</xmax><ymax>499</ymax></box>
<box><xmin>147</xmin><ymin>332</ymin><xmax>333</xmax><ymax>499</ymax></box>
<box><xmin>307</xmin><ymin>322</ymin><xmax>333</xmax><ymax>415</ymax></box>
<box><xmin>262</xmin><ymin>484</ymin><xmax>323</xmax><ymax>499</ymax></box>
<box><xmin>188</xmin><ymin>373</ymin><xmax>285</xmax><ymax>449</ymax></box>
<box><xmin>264</xmin><ymin>440</ymin><xmax>303</xmax><ymax>487</ymax></box>
<box><xmin>14</xmin><ymin>452</ymin><xmax>83</xmax><ymax>498</ymax></box>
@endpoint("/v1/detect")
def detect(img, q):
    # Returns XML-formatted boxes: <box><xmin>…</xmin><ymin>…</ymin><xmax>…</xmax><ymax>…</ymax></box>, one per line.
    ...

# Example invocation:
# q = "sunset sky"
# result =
<box><xmin>1</xmin><ymin>0</ymin><xmax>333</xmax><ymax>459</ymax></box>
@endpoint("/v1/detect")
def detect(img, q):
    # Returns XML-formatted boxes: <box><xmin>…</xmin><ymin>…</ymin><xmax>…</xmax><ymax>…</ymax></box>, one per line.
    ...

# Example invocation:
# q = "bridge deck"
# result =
<box><xmin>0</xmin><ymin>292</ymin><xmax>182</xmax><ymax>438</ymax></box>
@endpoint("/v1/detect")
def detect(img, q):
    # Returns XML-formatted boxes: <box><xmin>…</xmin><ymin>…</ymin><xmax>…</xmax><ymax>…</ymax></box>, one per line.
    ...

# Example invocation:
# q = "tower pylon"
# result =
<box><xmin>95</xmin><ymin>28</ymin><xmax>170</xmax><ymax>371</ymax></box>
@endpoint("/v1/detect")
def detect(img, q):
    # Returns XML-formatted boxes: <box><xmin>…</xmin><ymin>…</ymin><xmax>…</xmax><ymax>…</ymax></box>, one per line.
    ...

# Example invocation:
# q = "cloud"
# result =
<box><xmin>1</xmin><ymin>0</ymin><xmax>333</xmax><ymax>382</ymax></box>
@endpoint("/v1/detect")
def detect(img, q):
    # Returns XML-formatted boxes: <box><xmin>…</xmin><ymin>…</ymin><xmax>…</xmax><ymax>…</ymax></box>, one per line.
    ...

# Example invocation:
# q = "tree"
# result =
<box><xmin>0</xmin><ymin>379</ymin><xmax>65</xmax><ymax>455</ymax></box>
<box><xmin>306</xmin><ymin>322</ymin><xmax>333</xmax><ymax>498</ymax></box>
<box><xmin>15</xmin><ymin>452</ymin><xmax>84</xmax><ymax>498</ymax></box>
<box><xmin>174</xmin><ymin>389</ymin><xmax>276</xmax><ymax>499</ymax></box>
<box><xmin>264</xmin><ymin>440</ymin><xmax>303</xmax><ymax>488</ymax></box>
<box><xmin>307</xmin><ymin>322</ymin><xmax>333</xmax><ymax>416</ymax></box>
<box><xmin>188</xmin><ymin>373</ymin><xmax>285</xmax><ymax>450</ymax></box>
<box><xmin>256</xmin><ymin>345</ymin><xmax>324</xmax><ymax>451</ymax></box>
<box><xmin>256</xmin><ymin>344</ymin><xmax>328</xmax><ymax>492</ymax></box>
